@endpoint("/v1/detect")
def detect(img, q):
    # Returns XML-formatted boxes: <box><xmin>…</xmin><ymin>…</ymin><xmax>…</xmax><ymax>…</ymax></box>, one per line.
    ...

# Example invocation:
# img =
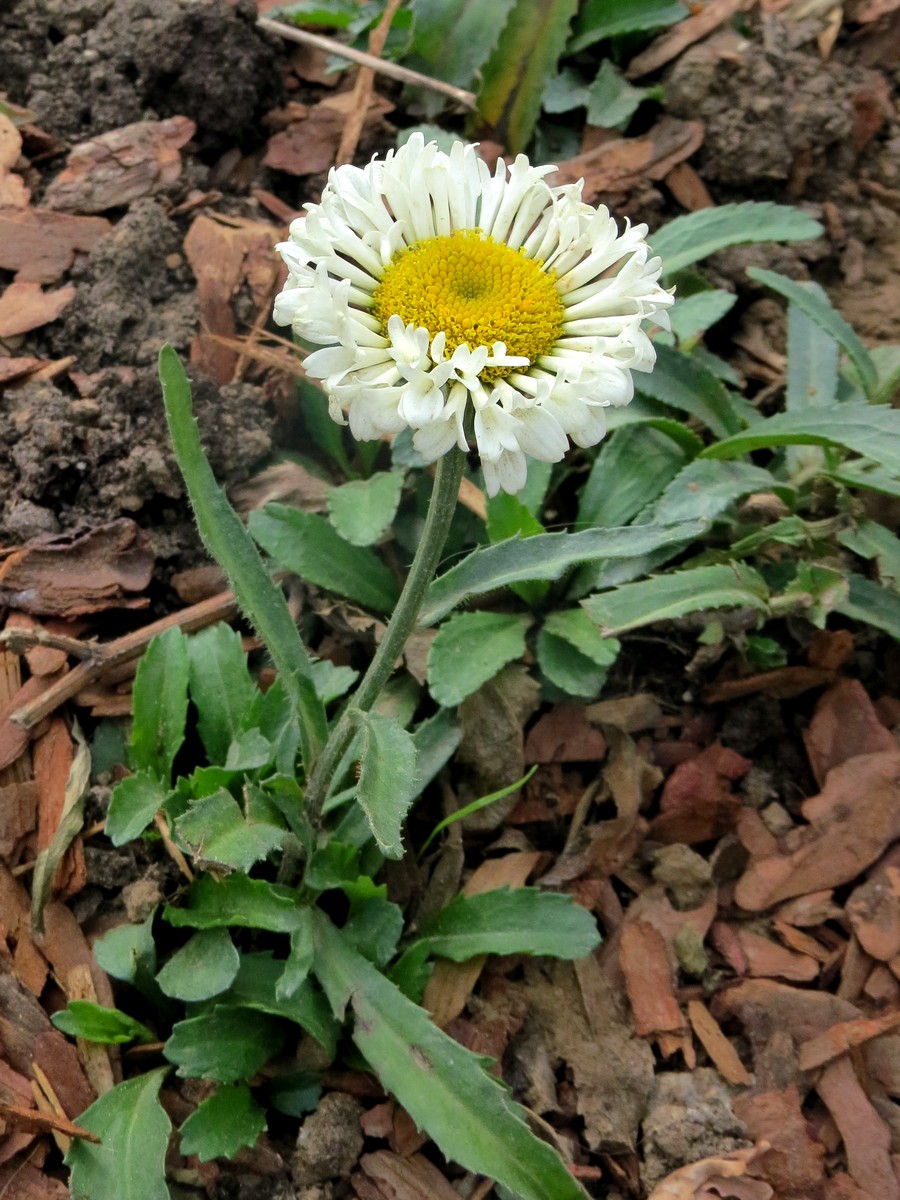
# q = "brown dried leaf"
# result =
<box><xmin>524</xmin><ymin>705</ymin><xmax>607</xmax><ymax>763</ymax></box>
<box><xmin>0</xmin><ymin>1160</ymin><xmax>68</xmax><ymax>1200</ymax></box>
<box><xmin>359</xmin><ymin>1150</ymin><xmax>459</xmax><ymax>1200</ymax></box>
<box><xmin>0</xmin><ymin>280</ymin><xmax>75</xmax><ymax>338</ymax></box>
<box><xmin>230</xmin><ymin>461</ymin><xmax>330</xmax><ymax>517</ymax></box>
<box><xmin>626</xmin><ymin>0</ymin><xmax>746</xmax><ymax>79</ymax></box>
<box><xmin>0</xmin><ymin>208</ymin><xmax>110</xmax><ymax>283</ymax></box>
<box><xmin>551</xmin><ymin>117</ymin><xmax>705</xmax><ymax>204</ymax></box>
<box><xmin>263</xmin><ymin>92</ymin><xmax>394</xmax><ymax>177</ymax></box>
<box><xmin>184</xmin><ymin>212</ymin><xmax>281</xmax><ymax>385</ymax></box>
<box><xmin>44</xmin><ymin>116</ymin><xmax>196</xmax><ymax>213</ymax></box>
<box><xmin>0</xmin><ymin>520</ymin><xmax>154</xmax><ymax>617</ymax></box>
<box><xmin>584</xmin><ymin>692</ymin><xmax>663</xmax><ymax>732</ymax></box>
<box><xmin>803</xmin><ymin>678</ymin><xmax>896</xmax><ymax>786</ymax></box>
<box><xmin>735</xmin><ymin>751</ymin><xmax>900</xmax><ymax>911</ymax></box>
<box><xmin>647</xmin><ymin>1147</ymin><xmax>761</xmax><ymax>1200</ymax></box>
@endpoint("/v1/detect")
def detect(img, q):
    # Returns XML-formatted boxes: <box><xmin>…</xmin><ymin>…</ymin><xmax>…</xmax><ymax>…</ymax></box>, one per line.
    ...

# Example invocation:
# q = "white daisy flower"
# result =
<box><xmin>274</xmin><ymin>134</ymin><xmax>673</xmax><ymax>498</ymax></box>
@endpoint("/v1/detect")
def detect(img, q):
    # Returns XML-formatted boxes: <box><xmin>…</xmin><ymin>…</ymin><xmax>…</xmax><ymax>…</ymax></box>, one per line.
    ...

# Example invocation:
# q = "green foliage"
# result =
<box><xmin>650</xmin><ymin>203</ymin><xmax>824</xmax><ymax>277</ymax></box>
<box><xmin>416</xmin><ymin>888</ymin><xmax>600</xmax><ymax>960</ymax></box>
<box><xmin>569</xmin><ymin>0</ymin><xmax>687</xmax><ymax>51</ymax></box>
<box><xmin>129</xmin><ymin>625</ymin><xmax>189</xmax><ymax>779</ymax></box>
<box><xmin>51</xmin><ymin>1002</ymin><xmax>155</xmax><ymax>1045</ymax></box>
<box><xmin>179</xmin><ymin>1085</ymin><xmax>267</xmax><ymax>1162</ymax></box>
<box><xmin>66</xmin><ymin>1069</ymin><xmax>171</xmax><ymax>1200</ymax></box>
<box><xmin>313</xmin><ymin>912</ymin><xmax>590</xmax><ymax>1200</ymax></box>
<box><xmin>175</xmin><ymin>789</ymin><xmax>286</xmax><ymax>872</ymax></box>
<box><xmin>427</xmin><ymin>612</ymin><xmax>531</xmax><ymax>706</ymax></box>
<box><xmin>327</xmin><ymin>470</ymin><xmax>406</xmax><ymax>546</ymax></box>
<box><xmin>352</xmin><ymin>708</ymin><xmax>420</xmax><ymax>858</ymax></box>
<box><xmin>155</xmin><ymin>929</ymin><xmax>240</xmax><ymax>1002</ymax></box>
<box><xmin>250</xmin><ymin>504</ymin><xmax>400</xmax><ymax>611</ymax></box>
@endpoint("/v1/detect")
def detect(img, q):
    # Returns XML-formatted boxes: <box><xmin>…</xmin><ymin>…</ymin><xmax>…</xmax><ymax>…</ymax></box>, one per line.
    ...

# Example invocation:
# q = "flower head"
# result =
<box><xmin>275</xmin><ymin>135</ymin><xmax>673</xmax><ymax>497</ymax></box>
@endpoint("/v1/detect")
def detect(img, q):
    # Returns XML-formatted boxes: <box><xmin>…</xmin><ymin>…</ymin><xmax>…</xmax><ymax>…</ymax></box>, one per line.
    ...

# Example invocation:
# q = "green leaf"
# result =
<box><xmin>406</xmin><ymin>0</ymin><xmax>517</xmax><ymax>89</ymax></box>
<box><xmin>105</xmin><ymin>770</ymin><xmax>168</xmax><ymax>846</ymax></box>
<box><xmin>420</xmin><ymin>767</ymin><xmax>537</xmax><ymax>855</ymax></box>
<box><xmin>837</xmin><ymin>573</ymin><xmax>900</xmax><ymax>639</ymax></box>
<box><xmin>313</xmin><ymin>913</ymin><xmax>588</xmax><ymax>1199</ymax></box>
<box><xmin>775</xmin><ymin>563</ymin><xmax>847</xmax><ymax>628</ymax></box>
<box><xmin>669</xmin><ymin>290</ymin><xmax>737</xmax><ymax>344</ymax></box>
<box><xmin>159</xmin><ymin>346</ymin><xmax>327</xmax><ymax>771</ymax></box>
<box><xmin>279</xmin><ymin>0</ymin><xmax>360</xmax><ymax>28</ymax></box>
<box><xmin>175</xmin><ymin>790</ymin><xmax>285</xmax><ymax>872</ymax></box>
<box><xmin>278</xmin><ymin>910</ymin><xmax>314</xmax><ymax>1000</ymax></box>
<box><xmin>701</xmin><ymin>403</ymin><xmax>900</xmax><ymax>477</ymax></box>
<box><xmin>164</xmin><ymin>874</ymin><xmax>304</xmax><ymax>933</ymax></box>
<box><xmin>786</xmin><ymin>291</ymin><xmax>839</xmax><ymax>411</ymax></box>
<box><xmin>538</xmin><ymin>608</ymin><xmax>620</xmax><ymax>697</ymax></box>
<box><xmin>418</xmin><ymin>888</ymin><xmax>600</xmax><ymax>960</ymax></box>
<box><xmin>830</xmin><ymin>458</ymin><xmax>900</xmax><ymax>499</ymax></box>
<box><xmin>585</xmin><ymin>60</ymin><xmax>648</xmax><ymax>128</ymax></box>
<box><xmin>93</xmin><ymin>912</ymin><xmax>158</xmax><ymax>995</ymax></box>
<box><xmin>311</xmin><ymin>658</ymin><xmax>359</xmax><ymax>704</ymax></box>
<box><xmin>569</xmin><ymin>0</ymin><xmax>686</xmax><ymax>51</ymax></box>
<box><xmin>838</xmin><ymin>520</ymin><xmax>900</xmax><ymax>589</ymax></box>
<box><xmin>749</xmin><ymin>267</ymin><xmax>877</xmax><ymax>399</ymax></box>
<box><xmin>421</xmin><ymin>519</ymin><xmax>706</xmax><ymax>625</ymax></box>
<box><xmin>66</xmin><ymin>1069</ymin><xmax>170</xmax><ymax>1200</ymax></box>
<box><xmin>636</xmin><ymin>344</ymin><xmax>745</xmax><ymax>439</ymax></box>
<box><xmin>327</xmin><ymin>470</ymin><xmax>405</xmax><ymax>546</ymax></box>
<box><xmin>130</xmin><ymin>627</ymin><xmax>189</xmax><ymax>779</ymax></box>
<box><xmin>577</xmin><ymin>423</ymin><xmax>693</xmax><ymax>529</ymax></box>
<box><xmin>31</xmin><ymin>722</ymin><xmax>90</xmax><ymax>933</ymax></box>
<box><xmin>250</xmin><ymin>504</ymin><xmax>400</xmax><ymax>612</ymax></box>
<box><xmin>165</xmin><ymin>1006</ymin><xmax>285</xmax><ymax>1082</ymax></box>
<box><xmin>52</xmin><ymin>1001</ymin><xmax>154</xmax><ymax>1046</ymax></box>
<box><xmin>342</xmin><ymin>896</ymin><xmax>404</xmax><ymax>967</ymax></box>
<box><xmin>352</xmin><ymin>709</ymin><xmax>419</xmax><ymax>859</ymax></box>
<box><xmin>476</xmin><ymin>0</ymin><xmax>580</xmax><ymax>155</ymax></box>
<box><xmin>650</xmin><ymin>202</ymin><xmax>824</xmax><ymax>276</ymax></box>
<box><xmin>428</xmin><ymin>612</ymin><xmax>530</xmax><ymax>707</ymax></box>
<box><xmin>412</xmin><ymin>707</ymin><xmax>462</xmax><ymax>794</ymax></box>
<box><xmin>156</xmin><ymin>928</ymin><xmax>240</xmax><ymax>1002</ymax></box>
<box><xmin>582</xmin><ymin>563</ymin><xmax>770</xmax><ymax>635</ymax></box>
<box><xmin>187</xmin><ymin>624</ymin><xmax>258</xmax><ymax>764</ymax></box>
<box><xmin>870</xmin><ymin>344</ymin><xmax>900</xmax><ymax>405</ymax></box>
<box><xmin>226</xmin><ymin>953</ymin><xmax>337</xmax><ymax>1055</ymax></box>
<box><xmin>179</xmin><ymin>1084</ymin><xmax>266</xmax><ymax>1162</ymax></box>
<box><xmin>649</xmin><ymin>460</ymin><xmax>782</xmax><ymax>524</ymax></box>
<box><xmin>486</xmin><ymin>491</ymin><xmax>548</xmax><ymax>606</ymax></box>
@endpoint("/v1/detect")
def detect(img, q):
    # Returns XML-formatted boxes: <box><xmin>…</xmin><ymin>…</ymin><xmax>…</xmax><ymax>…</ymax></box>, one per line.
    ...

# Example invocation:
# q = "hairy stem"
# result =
<box><xmin>303</xmin><ymin>447</ymin><xmax>465</xmax><ymax>827</ymax></box>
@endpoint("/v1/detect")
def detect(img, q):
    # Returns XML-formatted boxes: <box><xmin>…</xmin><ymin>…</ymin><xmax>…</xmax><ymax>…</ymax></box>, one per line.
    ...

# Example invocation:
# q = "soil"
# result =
<box><xmin>2</xmin><ymin>2</ymin><xmax>900</xmax><ymax>1199</ymax></box>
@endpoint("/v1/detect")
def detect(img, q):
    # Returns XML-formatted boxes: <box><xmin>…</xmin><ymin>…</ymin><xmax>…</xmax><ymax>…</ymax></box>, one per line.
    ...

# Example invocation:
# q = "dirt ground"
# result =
<box><xmin>2</xmin><ymin>2</ymin><xmax>900</xmax><ymax>1199</ymax></box>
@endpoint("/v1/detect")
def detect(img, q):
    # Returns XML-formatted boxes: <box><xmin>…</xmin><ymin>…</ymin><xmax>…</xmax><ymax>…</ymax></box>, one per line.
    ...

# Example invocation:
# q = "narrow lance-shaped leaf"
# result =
<box><xmin>312</xmin><ymin>911</ymin><xmax>589</xmax><ymax>1200</ymax></box>
<box><xmin>476</xmin><ymin>0</ymin><xmax>580</xmax><ymax>154</ymax></box>
<box><xmin>636</xmin><ymin>344</ymin><xmax>745</xmax><ymax>439</ymax></box>
<box><xmin>700</xmin><ymin>403</ymin><xmax>900</xmax><ymax>478</ymax></box>
<box><xmin>187</xmin><ymin>624</ymin><xmax>258</xmax><ymax>764</ymax></box>
<box><xmin>130</xmin><ymin>626</ymin><xmax>189</xmax><ymax>779</ymax></box>
<box><xmin>406</xmin><ymin>0</ymin><xmax>518</xmax><ymax>90</ymax></box>
<box><xmin>748</xmin><ymin>267</ymin><xmax>877</xmax><ymax>399</ymax></box>
<box><xmin>649</xmin><ymin>202</ymin><xmax>823</xmax><ymax>277</ymax></box>
<box><xmin>158</xmin><ymin>346</ymin><xmax>327</xmax><ymax>770</ymax></box>
<box><xmin>421</xmin><ymin>518</ymin><xmax>707</xmax><ymax>625</ymax></box>
<box><xmin>582</xmin><ymin>563</ymin><xmax>769</xmax><ymax>636</ymax></box>
<box><xmin>416</xmin><ymin>888</ymin><xmax>601</xmax><ymax>960</ymax></box>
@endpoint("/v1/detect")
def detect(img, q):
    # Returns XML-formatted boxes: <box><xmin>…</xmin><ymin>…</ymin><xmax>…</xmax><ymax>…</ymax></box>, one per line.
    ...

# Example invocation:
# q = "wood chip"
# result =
<box><xmin>0</xmin><ymin>1099</ymin><xmax>99</xmax><ymax>1144</ymax></box>
<box><xmin>732</xmin><ymin>927</ymin><xmax>819</xmax><ymax>982</ymax></box>
<box><xmin>551</xmin><ymin>117</ymin><xmax>705</xmax><ymax>203</ymax></box>
<box><xmin>732</xmin><ymin>1086</ymin><xmax>825</xmax><ymax>1196</ymax></box>
<box><xmin>620</xmin><ymin>921</ymin><xmax>686</xmax><ymax>1044</ymax></box>
<box><xmin>524</xmin><ymin>705</ymin><xmax>607</xmax><ymax>763</ymax></box>
<box><xmin>359</xmin><ymin>1150</ymin><xmax>459</xmax><ymax>1200</ymax></box>
<box><xmin>817</xmin><ymin>1055</ymin><xmax>899</xmax><ymax>1200</ymax></box>
<box><xmin>686</xmin><ymin>999</ymin><xmax>752</xmax><ymax>1085</ymax></box>
<box><xmin>0</xmin><ymin>208</ymin><xmax>110</xmax><ymax>283</ymax></box>
<box><xmin>798</xmin><ymin>1008</ymin><xmax>900</xmax><ymax>1071</ymax></box>
<box><xmin>652</xmin><ymin>742</ymin><xmax>750</xmax><ymax>844</ymax></box>
<box><xmin>0</xmin><ymin>279</ymin><xmax>75</xmax><ymax>338</ymax></box>
<box><xmin>647</xmin><ymin>1147</ymin><xmax>762</xmax><ymax>1200</ymax></box>
<box><xmin>45</xmin><ymin>116</ymin><xmax>196</xmax><ymax>213</ymax></box>
<box><xmin>803</xmin><ymin>678</ymin><xmax>896</xmax><ymax>786</ymax></box>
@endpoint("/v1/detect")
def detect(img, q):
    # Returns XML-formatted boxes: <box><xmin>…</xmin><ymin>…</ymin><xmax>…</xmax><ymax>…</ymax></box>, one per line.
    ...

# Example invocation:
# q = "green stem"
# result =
<box><xmin>304</xmin><ymin>446</ymin><xmax>465</xmax><ymax>827</ymax></box>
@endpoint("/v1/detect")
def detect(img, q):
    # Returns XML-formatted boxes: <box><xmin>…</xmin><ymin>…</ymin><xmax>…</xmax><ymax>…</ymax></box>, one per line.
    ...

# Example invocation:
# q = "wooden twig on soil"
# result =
<box><xmin>8</xmin><ymin>589</ymin><xmax>240</xmax><ymax>731</ymax></box>
<box><xmin>336</xmin><ymin>0</ymin><xmax>405</xmax><ymax>166</ymax></box>
<box><xmin>256</xmin><ymin>17</ymin><xmax>478</xmax><ymax>110</ymax></box>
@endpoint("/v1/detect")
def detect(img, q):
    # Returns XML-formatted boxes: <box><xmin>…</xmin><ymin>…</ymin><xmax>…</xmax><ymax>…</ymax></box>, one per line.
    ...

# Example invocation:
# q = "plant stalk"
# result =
<box><xmin>303</xmin><ymin>446</ymin><xmax>465</xmax><ymax>827</ymax></box>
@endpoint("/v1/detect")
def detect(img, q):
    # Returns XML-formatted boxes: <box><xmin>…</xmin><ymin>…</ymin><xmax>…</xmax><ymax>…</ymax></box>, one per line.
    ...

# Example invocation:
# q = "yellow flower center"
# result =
<box><xmin>373</xmin><ymin>230</ymin><xmax>564</xmax><ymax>378</ymax></box>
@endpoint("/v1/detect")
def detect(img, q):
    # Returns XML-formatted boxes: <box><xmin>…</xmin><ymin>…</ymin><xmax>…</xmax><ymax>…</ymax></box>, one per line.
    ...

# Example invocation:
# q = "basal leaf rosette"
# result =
<box><xmin>274</xmin><ymin>134</ymin><xmax>673</xmax><ymax>497</ymax></box>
